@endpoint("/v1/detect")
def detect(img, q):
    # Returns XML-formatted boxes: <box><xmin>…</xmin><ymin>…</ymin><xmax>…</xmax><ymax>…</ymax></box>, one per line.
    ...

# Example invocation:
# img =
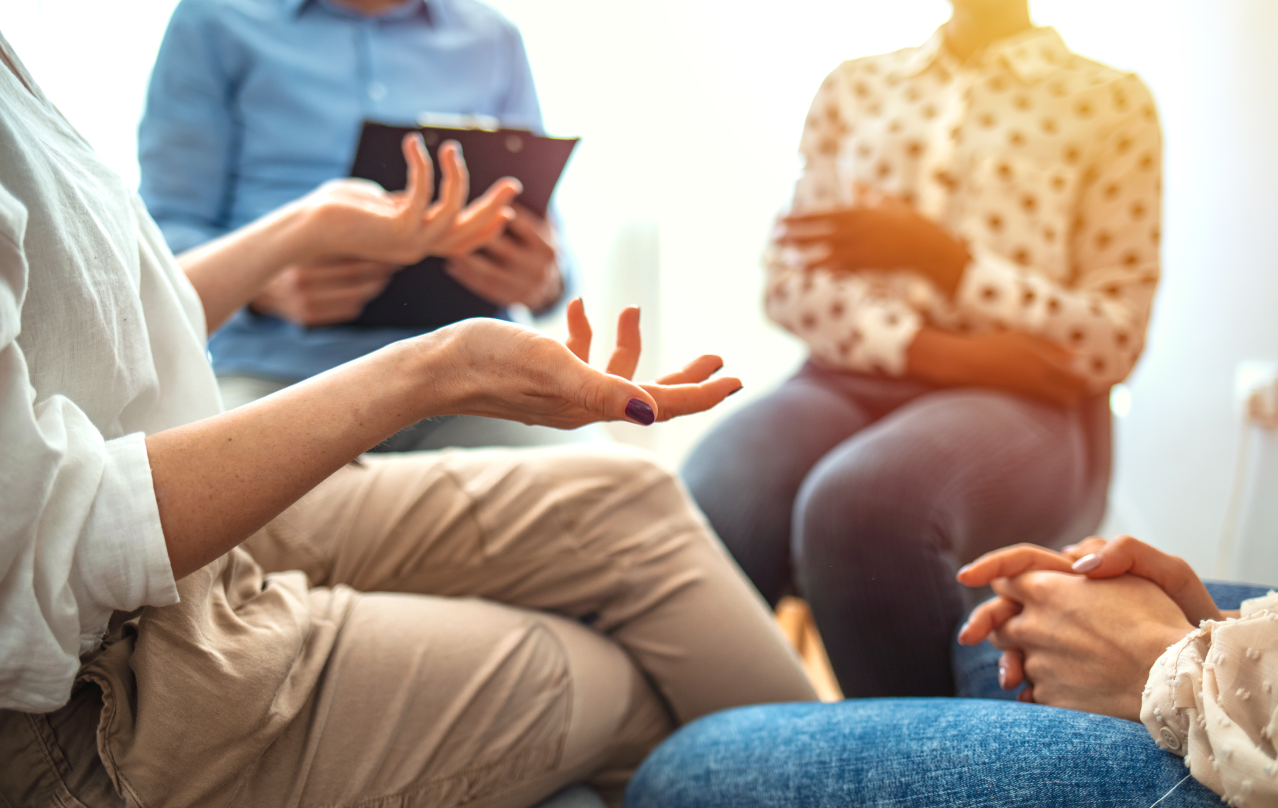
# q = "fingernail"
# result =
<box><xmin>1072</xmin><ymin>553</ymin><xmax>1102</xmax><ymax>573</ymax></box>
<box><xmin>625</xmin><ymin>398</ymin><xmax>655</xmax><ymax>426</ymax></box>
<box><xmin>998</xmin><ymin>665</ymin><xmax>1007</xmax><ymax>689</ymax></box>
<box><xmin>726</xmin><ymin>385</ymin><xmax>743</xmax><ymax>397</ymax></box>
<box><xmin>957</xmin><ymin>563</ymin><xmax>973</xmax><ymax>576</ymax></box>
<box><xmin>1063</xmin><ymin>544</ymin><xmax>1078</xmax><ymax>554</ymax></box>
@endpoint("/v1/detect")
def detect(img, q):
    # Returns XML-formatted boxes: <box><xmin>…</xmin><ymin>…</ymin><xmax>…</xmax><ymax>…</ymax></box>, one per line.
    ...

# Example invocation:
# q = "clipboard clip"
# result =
<box><xmin>415</xmin><ymin>112</ymin><xmax>501</xmax><ymax>131</ymax></box>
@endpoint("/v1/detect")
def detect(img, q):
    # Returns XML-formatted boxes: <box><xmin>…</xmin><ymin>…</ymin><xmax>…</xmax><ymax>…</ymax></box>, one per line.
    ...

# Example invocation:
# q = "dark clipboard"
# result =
<box><xmin>342</xmin><ymin>122</ymin><xmax>578</xmax><ymax>329</ymax></box>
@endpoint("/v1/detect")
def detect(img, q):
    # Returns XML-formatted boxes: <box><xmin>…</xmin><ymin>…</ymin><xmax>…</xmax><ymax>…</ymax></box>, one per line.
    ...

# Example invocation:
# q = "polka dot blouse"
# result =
<box><xmin>765</xmin><ymin>26</ymin><xmax>1161</xmax><ymax>390</ymax></box>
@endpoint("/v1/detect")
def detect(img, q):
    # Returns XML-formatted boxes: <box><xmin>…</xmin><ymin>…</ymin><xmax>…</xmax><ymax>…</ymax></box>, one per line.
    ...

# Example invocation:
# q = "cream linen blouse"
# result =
<box><xmin>1144</xmin><ymin>592</ymin><xmax>1278</xmax><ymax>805</ymax></box>
<box><xmin>0</xmin><ymin>33</ymin><xmax>221</xmax><ymax>712</ymax></box>
<box><xmin>766</xmin><ymin>26</ymin><xmax>1160</xmax><ymax>390</ymax></box>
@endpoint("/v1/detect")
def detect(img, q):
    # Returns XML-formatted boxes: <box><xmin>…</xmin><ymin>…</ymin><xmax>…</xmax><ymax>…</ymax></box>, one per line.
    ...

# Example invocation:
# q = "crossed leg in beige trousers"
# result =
<box><xmin>235</xmin><ymin>445</ymin><xmax>816</xmax><ymax>808</ymax></box>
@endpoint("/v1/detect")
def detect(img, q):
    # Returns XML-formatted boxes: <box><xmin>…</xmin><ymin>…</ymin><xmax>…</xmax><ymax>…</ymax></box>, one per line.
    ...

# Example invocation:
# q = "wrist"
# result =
<box><xmin>389</xmin><ymin>325</ymin><xmax>474</xmax><ymax>421</ymax></box>
<box><xmin>906</xmin><ymin>326</ymin><xmax>977</xmax><ymax>387</ymax></box>
<box><xmin>268</xmin><ymin>197</ymin><xmax>331</xmax><ymax>267</ymax></box>
<box><xmin>925</xmin><ymin>234</ymin><xmax>971</xmax><ymax>296</ymax></box>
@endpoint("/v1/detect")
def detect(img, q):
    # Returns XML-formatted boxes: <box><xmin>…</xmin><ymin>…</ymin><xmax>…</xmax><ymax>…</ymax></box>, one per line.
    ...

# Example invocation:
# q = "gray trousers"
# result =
<box><xmin>682</xmin><ymin>362</ymin><xmax>1111</xmax><ymax>698</ymax></box>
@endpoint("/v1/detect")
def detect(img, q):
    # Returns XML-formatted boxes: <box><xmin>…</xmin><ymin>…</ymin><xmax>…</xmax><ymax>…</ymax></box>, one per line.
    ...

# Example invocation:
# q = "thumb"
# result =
<box><xmin>574</xmin><ymin>363</ymin><xmax>657</xmax><ymax>426</ymax></box>
<box><xmin>1072</xmin><ymin>535</ymin><xmax>1222</xmax><ymax>624</ymax></box>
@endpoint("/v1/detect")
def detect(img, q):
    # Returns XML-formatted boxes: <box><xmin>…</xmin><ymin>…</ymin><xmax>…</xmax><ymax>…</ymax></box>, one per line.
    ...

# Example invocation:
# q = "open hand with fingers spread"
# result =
<box><xmin>419</xmin><ymin>298</ymin><xmax>743</xmax><ymax>430</ymax></box>
<box><xmin>251</xmin><ymin>134</ymin><xmax>523</xmax><ymax>326</ymax></box>
<box><xmin>298</xmin><ymin>134</ymin><xmax>522</xmax><ymax>264</ymax></box>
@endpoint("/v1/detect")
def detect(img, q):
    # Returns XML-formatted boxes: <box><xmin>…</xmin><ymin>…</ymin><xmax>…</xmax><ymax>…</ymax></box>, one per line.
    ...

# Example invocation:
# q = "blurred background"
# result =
<box><xmin>2</xmin><ymin>0</ymin><xmax>1275</xmax><ymax>579</ymax></box>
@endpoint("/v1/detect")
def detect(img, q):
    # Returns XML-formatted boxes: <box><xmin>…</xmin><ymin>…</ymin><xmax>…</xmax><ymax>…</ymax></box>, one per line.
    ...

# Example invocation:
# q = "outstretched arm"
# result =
<box><xmin>148</xmin><ymin>303</ymin><xmax>741</xmax><ymax>579</ymax></box>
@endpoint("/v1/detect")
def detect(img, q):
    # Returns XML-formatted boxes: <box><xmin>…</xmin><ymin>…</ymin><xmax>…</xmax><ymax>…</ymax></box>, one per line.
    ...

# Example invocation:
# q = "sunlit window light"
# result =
<box><xmin>1110</xmin><ymin>384</ymin><xmax>1132</xmax><ymax>418</ymax></box>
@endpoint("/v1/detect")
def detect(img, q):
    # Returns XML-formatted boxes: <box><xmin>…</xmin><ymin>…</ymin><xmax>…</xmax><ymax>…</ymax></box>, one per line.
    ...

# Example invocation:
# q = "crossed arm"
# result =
<box><xmin>151</xmin><ymin>135</ymin><xmax>741</xmax><ymax>580</ymax></box>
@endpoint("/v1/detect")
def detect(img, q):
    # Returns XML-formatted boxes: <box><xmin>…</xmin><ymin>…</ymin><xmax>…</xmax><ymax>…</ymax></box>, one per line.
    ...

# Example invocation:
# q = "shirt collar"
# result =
<box><xmin>903</xmin><ymin>25</ymin><xmax>1071</xmax><ymax>84</ymax></box>
<box><xmin>290</xmin><ymin>0</ymin><xmax>434</xmax><ymax>24</ymax></box>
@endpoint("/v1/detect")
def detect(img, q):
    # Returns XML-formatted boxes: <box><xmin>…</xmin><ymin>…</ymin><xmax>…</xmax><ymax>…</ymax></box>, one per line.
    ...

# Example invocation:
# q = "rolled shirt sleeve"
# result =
<box><xmin>1142</xmin><ymin>592</ymin><xmax>1278</xmax><ymax>804</ymax></box>
<box><xmin>0</xmin><ymin>187</ymin><xmax>178</xmax><ymax>714</ymax></box>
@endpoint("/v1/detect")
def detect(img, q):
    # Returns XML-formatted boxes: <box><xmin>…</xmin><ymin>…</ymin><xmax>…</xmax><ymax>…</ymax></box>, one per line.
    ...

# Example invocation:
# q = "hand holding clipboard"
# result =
<box><xmin>344</xmin><ymin>122</ymin><xmax>578</xmax><ymax>329</ymax></box>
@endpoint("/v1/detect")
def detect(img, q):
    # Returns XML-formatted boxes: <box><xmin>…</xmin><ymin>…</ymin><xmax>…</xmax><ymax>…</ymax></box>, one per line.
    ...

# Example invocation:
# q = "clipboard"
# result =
<box><xmin>342</xmin><ymin>121</ymin><xmax>579</xmax><ymax>329</ymax></box>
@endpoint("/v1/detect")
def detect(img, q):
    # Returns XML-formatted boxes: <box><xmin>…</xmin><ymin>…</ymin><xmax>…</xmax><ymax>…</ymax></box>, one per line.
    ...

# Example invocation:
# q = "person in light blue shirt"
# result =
<box><xmin>140</xmin><ymin>0</ymin><xmax>581</xmax><ymax>450</ymax></box>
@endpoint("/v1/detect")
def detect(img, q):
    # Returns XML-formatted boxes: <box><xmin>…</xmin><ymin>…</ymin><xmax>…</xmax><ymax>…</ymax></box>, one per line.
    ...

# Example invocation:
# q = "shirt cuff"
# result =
<box><xmin>1240</xmin><ymin>591</ymin><xmax>1278</xmax><ymax>618</ymax></box>
<box><xmin>1141</xmin><ymin>628</ymin><xmax>1200</xmax><ymax>759</ymax></box>
<box><xmin>72</xmin><ymin>432</ymin><xmax>180</xmax><ymax>653</ymax></box>
<box><xmin>856</xmin><ymin>303</ymin><xmax>923</xmax><ymax>376</ymax></box>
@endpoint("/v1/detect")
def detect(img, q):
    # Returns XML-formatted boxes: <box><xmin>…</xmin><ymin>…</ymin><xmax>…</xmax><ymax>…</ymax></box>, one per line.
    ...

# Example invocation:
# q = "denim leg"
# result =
<box><xmin>626</xmin><ymin>700</ymin><xmax>1220</xmax><ymax>808</ymax></box>
<box><xmin>952</xmin><ymin>580</ymin><xmax>1278</xmax><ymax>701</ymax></box>
<box><xmin>681</xmin><ymin>373</ymin><xmax>874</xmax><ymax>606</ymax></box>
<box><xmin>1203</xmin><ymin>580</ymin><xmax>1273</xmax><ymax>609</ymax></box>
<box><xmin>953</xmin><ymin>637</ymin><xmax>1024</xmax><ymax>701</ymax></box>
<box><xmin>793</xmin><ymin>389</ymin><xmax>1093</xmax><ymax>697</ymax></box>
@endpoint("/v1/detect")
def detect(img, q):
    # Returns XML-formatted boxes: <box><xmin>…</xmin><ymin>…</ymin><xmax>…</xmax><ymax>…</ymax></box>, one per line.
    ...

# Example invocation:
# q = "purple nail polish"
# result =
<box><xmin>625</xmin><ymin>398</ymin><xmax>655</xmax><ymax>426</ymax></box>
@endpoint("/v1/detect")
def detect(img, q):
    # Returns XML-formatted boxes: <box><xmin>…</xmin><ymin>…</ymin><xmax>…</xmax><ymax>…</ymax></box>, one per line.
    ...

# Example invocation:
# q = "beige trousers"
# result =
<box><xmin>0</xmin><ymin>446</ymin><xmax>814</xmax><ymax>808</ymax></box>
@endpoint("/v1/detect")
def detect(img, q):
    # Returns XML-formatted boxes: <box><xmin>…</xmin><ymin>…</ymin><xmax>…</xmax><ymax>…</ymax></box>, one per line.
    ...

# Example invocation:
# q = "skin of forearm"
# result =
<box><xmin>146</xmin><ymin>333</ymin><xmax>456</xmax><ymax>580</ymax></box>
<box><xmin>905</xmin><ymin>326</ymin><xmax>972</xmax><ymax>386</ymax></box>
<box><xmin>178</xmin><ymin>199</ymin><xmax>322</xmax><ymax>332</ymax></box>
<box><xmin>918</xmin><ymin>229</ymin><xmax>971</xmax><ymax>297</ymax></box>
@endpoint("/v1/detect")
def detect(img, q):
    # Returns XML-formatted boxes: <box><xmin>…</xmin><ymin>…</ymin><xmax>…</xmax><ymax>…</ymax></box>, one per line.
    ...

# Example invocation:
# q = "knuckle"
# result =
<box><xmin>1021</xmin><ymin>655</ymin><xmax>1044</xmax><ymax>678</ymax></box>
<box><xmin>1112</xmin><ymin>534</ymin><xmax>1138</xmax><ymax>552</ymax></box>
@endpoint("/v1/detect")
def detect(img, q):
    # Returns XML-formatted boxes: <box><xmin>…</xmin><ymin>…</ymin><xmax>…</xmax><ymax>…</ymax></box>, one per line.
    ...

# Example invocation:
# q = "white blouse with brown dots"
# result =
<box><xmin>1143</xmin><ymin>592</ymin><xmax>1278</xmax><ymax>804</ymax></box>
<box><xmin>765</xmin><ymin>26</ymin><xmax>1161</xmax><ymax>389</ymax></box>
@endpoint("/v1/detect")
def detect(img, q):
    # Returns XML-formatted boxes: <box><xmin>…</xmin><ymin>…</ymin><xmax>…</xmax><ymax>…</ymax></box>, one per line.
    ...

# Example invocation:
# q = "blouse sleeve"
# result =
<box><xmin>953</xmin><ymin>74</ymin><xmax>1161</xmax><ymax>391</ymax></box>
<box><xmin>763</xmin><ymin>66</ymin><xmax>924</xmax><ymax>376</ymax></box>
<box><xmin>0</xmin><ymin>185</ymin><xmax>178</xmax><ymax>713</ymax></box>
<box><xmin>1141</xmin><ymin>592</ymin><xmax>1278</xmax><ymax>803</ymax></box>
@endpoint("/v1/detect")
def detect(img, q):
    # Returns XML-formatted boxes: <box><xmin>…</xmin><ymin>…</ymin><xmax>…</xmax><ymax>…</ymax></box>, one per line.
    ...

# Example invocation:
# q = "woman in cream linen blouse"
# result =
<box><xmin>0</xmin><ymin>29</ymin><xmax>818</xmax><ymax>808</ymax></box>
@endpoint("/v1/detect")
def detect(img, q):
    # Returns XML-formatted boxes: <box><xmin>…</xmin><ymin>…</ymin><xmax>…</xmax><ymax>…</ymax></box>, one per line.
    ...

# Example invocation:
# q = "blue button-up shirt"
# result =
<box><xmin>139</xmin><ymin>0</ymin><xmax>564</xmax><ymax>382</ymax></box>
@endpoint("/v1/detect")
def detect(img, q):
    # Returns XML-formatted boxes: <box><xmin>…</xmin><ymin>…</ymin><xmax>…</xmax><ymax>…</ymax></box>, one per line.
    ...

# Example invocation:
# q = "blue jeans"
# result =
<box><xmin>682</xmin><ymin>362</ymin><xmax>1111</xmax><ymax>697</ymax></box>
<box><xmin>626</xmin><ymin>582</ymin><xmax>1267</xmax><ymax>807</ymax></box>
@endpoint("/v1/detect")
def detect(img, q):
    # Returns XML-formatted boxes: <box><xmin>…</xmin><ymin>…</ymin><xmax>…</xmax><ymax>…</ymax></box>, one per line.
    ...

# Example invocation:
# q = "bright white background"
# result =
<box><xmin>2</xmin><ymin>0</ymin><xmax>1276</xmax><ymax>578</ymax></box>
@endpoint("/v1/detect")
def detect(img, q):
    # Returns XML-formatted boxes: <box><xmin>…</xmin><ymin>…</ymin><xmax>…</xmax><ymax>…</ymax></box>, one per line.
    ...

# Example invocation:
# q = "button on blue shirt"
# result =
<box><xmin>139</xmin><ymin>0</ymin><xmax>564</xmax><ymax>382</ymax></box>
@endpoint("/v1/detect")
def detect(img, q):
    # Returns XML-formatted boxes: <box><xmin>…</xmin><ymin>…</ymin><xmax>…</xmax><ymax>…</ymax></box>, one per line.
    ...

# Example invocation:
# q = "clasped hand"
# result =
<box><xmin>955</xmin><ymin>536</ymin><xmax>1212</xmax><ymax>721</ymax></box>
